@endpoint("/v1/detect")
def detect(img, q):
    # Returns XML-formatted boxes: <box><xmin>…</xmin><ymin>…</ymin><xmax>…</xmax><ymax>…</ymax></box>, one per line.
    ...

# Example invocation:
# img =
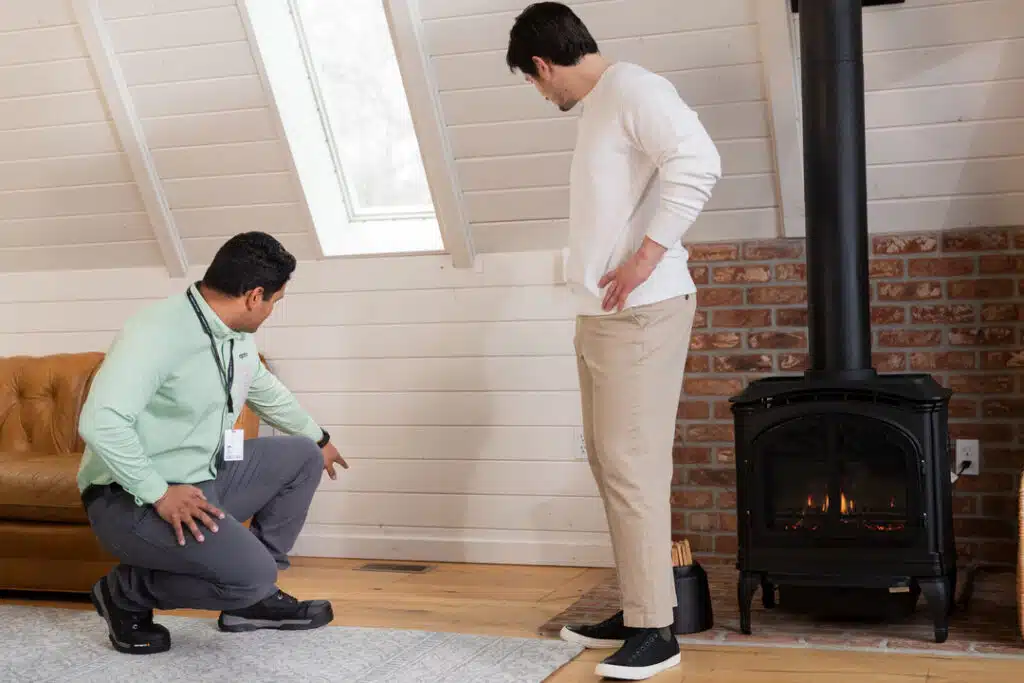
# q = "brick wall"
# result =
<box><xmin>674</xmin><ymin>226</ymin><xmax>1024</xmax><ymax>567</ymax></box>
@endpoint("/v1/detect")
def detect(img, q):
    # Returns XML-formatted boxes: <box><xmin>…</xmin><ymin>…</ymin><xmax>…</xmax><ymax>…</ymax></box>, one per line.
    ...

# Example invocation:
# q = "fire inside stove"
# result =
<box><xmin>780</xmin><ymin>489</ymin><xmax>906</xmax><ymax>533</ymax></box>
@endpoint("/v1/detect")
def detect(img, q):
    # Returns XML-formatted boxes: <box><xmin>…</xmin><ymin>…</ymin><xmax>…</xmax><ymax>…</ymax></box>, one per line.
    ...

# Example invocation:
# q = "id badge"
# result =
<box><xmin>223</xmin><ymin>428</ymin><xmax>245</xmax><ymax>462</ymax></box>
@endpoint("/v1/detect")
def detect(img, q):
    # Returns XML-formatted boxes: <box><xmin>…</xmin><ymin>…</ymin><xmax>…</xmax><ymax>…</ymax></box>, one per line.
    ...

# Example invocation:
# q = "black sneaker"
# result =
<box><xmin>559</xmin><ymin>610</ymin><xmax>640</xmax><ymax>649</ymax></box>
<box><xmin>90</xmin><ymin>576</ymin><xmax>171</xmax><ymax>655</ymax></box>
<box><xmin>217</xmin><ymin>589</ymin><xmax>334</xmax><ymax>632</ymax></box>
<box><xmin>594</xmin><ymin>628</ymin><xmax>681</xmax><ymax>680</ymax></box>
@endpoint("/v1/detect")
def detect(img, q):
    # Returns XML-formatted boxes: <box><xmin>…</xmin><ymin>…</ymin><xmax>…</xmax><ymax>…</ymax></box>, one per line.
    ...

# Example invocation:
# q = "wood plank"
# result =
<box><xmin>163</xmin><ymin>171</ymin><xmax>297</xmax><ymax>209</ymax></box>
<box><xmin>440</xmin><ymin>64</ymin><xmax>763</xmax><ymax>125</ymax></box>
<box><xmin>867</xmin><ymin>193</ymin><xmax>1024</xmax><ymax>234</ymax></box>
<box><xmin>0</xmin><ymin>183</ymin><xmax>142</xmax><ymax>221</ymax></box>
<box><xmin>0</xmin><ymin>298</ymin><xmax>158</xmax><ymax>332</ymax></box>
<box><xmin>0</xmin><ymin>249</ymin><xmax>566</xmax><ymax>303</ymax></box>
<box><xmin>99</xmin><ymin>0</ymin><xmax>235</xmax><ymax>20</ymax></box>
<box><xmin>294</xmin><ymin>425</ymin><xmax>581</xmax><ymax>462</ymax></box>
<box><xmin>142</xmin><ymin>107</ymin><xmax>278</xmax><ymax>149</ymax></box>
<box><xmin>295</xmin><ymin>390</ymin><xmax>582</xmax><ymax>427</ymax></box>
<box><xmin>866</xmin><ymin>80</ymin><xmax>1024</xmax><ymax>129</ymax></box>
<box><xmin>268</xmin><ymin>286</ymin><xmax>577</xmax><ymax>327</ymax></box>
<box><xmin>861</xmin><ymin>0</ymin><xmax>1022</xmax><ymax>54</ymax></box>
<box><xmin>864</xmin><ymin>38</ymin><xmax>1024</xmax><ymax>91</ymax></box>
<box><xmin>867</xmin><ymin>118</ymin><xmax>1024</xmax><ymax>164</ymax></box>
<box><xmin>270</xmin><ymin>356</ymin><xmax>578</xmax><ymax>393</ymax></box>
<box><xmin>292</xmin><ymin>525</ymin><xmax>612</xmax><ymax>567</ymax></box>
<box><xmin>462</xmin><ymin>174</ymin><xmax>775</xmax><ymax>223</ymax></box>
<box><xmin>0</xmin><ymin>242</ymin><xmax>161</xmax><ymax>273</ymax></box>
<box><xmin>260</xmin><ymin>320</ymin><xmax>574</xmax><ymax>359</ymax></box>
<box><xmin>0</xmin><ymin>153</ymin><xmax>131</xmax><ymax>192</ymax></box>
<box><xmin>0</xmin><ymin>211</ymin><xmax>150</xmax><ymax>247</ymax></box>
<box><xmin>450</xmin><ymin>104</ymin><xmax>767</xmax><ymax>159</ymax></box>
<box><xmin>0</xmin><ymin>25</ymin><xmax>85</xmax><ymax>66</ymax></box>
<box><xmin>0</xmin><ymin>331</ymin><xmax>117</xmax><ymax>355</ymax></box>
<box><xmin>0</xmin><ymin>1</ymin><xmax>75</xmax><ymax>31</ymax></box>
<box><xmin>868</xmin><ymin>156</ymin><xmax>1024</xmax><ymax>200</ymax></box>
<box><xmin>152</xmin><ymin>140</ymin><xmax>290</xmax><ymax>179</ymax></box>
<box><xmin>129</xmin><ymin>74</ymin><xmax>266</xmax><ymax>118</ymax></box>
<box><xmin>183</xmin><ymin>232</ymin><xmax>319</xmax><ymax>265</ymax></box>
<box><xmin>423</xmin><ymin>0</ymin><xmax>756</xmax><ymax>56</ymax></box>
<box><xmin>105</xmin><ymin>4</ymin><xmax>246</xmax><ymax>53</ymax></box>
<box><xmin>117</xmin><ymin>40</ymin><xmax>256</xmax><ymax>85</ymax></box>
<box><xmin>432</xmin><ymin>25</ymin><xmax>762</xmax><ymax>91</ymax></box>
<box><xmin>172</xmin><ymin>201</ymin><xmax>305</xmax><ymax>237</ymax></box>
<box><xmin>470</xmin><ymin>206</ymin><xmax>780</xmax><ymax>254</ymax></box>
<box><xmin>449</xmin><ymin>134</ymin><xmax>735</xmax><ymax>191</ymax></box>
<box><xmin>306</xmin><ymin>492</ymin><xmax>608</xmax><ymax>533</ymax></box>
<box><xmin>0</xmin><ymin>90</ymin><xmax>107</xmax><ymax>132</ymax></box>
<box><xmin>0</xmin><ymin>59</ymin><xmax>96</xmax><ymax>99</ymax></box>
<box><xmin>471</xmin><ymin>220</ymin><xmax>570</xmax><ymax>253</ymax></box>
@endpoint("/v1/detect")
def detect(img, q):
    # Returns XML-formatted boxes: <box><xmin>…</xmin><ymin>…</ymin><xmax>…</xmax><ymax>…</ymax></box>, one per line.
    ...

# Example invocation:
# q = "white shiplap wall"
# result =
<box><xmin>0</xmin><ymin>1</ymin><xmax>162</xmax><ymax>271</ymax></box>
<box><xmin>98</xmin><ymin>0</ymin><xmax>321</xmax><ymax>264</ymax></box>
<box><xmin>0</xmin><ymin>249</ymin><xmax>609</xmax><ymax>566</ymax></box>
<box><xmin>793</xmin><ymin>0</ymin><xmax>1024</xmax><ymax>235</ymax></box>
<box><xmin>420</xmin><ymin>0</ymin><xmax>778</xmax><ymax>253</ymax></box>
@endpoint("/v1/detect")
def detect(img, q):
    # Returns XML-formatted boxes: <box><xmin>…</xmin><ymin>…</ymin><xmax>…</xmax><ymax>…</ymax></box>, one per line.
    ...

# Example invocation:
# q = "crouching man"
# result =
<box><xmin>77</xmin><ymin>231</ymin><xmax>347</xmax><ymax>654</ymax></box>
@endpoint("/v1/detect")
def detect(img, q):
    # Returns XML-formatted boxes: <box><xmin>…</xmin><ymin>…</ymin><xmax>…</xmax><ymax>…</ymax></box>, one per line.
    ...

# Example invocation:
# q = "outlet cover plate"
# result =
<box><xmin>955</xmin><ymin>439</ymin><xmax>980</xmax><ymax>476</ymax></box>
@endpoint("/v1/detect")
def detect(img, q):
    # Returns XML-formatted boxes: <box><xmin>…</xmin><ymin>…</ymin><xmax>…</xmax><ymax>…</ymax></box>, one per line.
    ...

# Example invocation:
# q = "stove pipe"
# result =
<box><xmin>799</xmin><ymin>0</ymin><xmax>875</xmax><ymax>380</ymax></box>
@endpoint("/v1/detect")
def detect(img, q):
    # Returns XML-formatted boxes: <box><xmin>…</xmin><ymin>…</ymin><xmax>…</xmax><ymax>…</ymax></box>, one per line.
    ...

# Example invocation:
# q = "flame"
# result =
<box><xmin>840</xmin><ymin>492</ymin><xmax>850</xmax><ymax>515</ymax></box>
<box><xmin>822</xmin><ymin>494</ymin><xmax>829</xmax><ymax>512</ymax></box>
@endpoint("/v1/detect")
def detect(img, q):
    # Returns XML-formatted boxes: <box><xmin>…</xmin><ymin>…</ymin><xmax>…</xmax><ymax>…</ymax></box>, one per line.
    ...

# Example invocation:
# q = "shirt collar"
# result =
<box><xmin>187</xmin><ymin>282</ymin><xmax>243</xmax><ymax>341</ymax></box>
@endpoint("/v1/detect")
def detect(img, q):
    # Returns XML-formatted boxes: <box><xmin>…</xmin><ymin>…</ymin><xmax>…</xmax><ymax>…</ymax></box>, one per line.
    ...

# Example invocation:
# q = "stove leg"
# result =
<box><xmin>918</xmin><ymin>576</ymin><xmax>951</xmax><ymax>643</ymax></box>
<box><xmin>738</xmin><ymin>571</ymin><xmax>760</xmax><ymax>635</ymax></box>
<box><xmin>761</xmin><ymin>577</ymin><xmax>776</xmax><ymax>609</ymax></box>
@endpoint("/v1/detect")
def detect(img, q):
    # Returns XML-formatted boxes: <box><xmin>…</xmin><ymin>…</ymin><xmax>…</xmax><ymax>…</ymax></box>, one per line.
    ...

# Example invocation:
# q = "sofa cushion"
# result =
<box><xmin>0</xmin><ymin>452</ymin><xmax>88</xmax><ymax>523</ymax></box>
<box><xmin>0</xmin><ymin>352</ymin><xmax>104</xmax><ymax>455</ymax></box>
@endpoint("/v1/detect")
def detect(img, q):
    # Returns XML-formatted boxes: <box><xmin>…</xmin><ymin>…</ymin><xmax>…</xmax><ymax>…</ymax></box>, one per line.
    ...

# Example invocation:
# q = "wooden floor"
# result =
<box><xmin>3</xmin><ymin>557</ymin><xmax>1012</xmax><ymax>682</ymax></box>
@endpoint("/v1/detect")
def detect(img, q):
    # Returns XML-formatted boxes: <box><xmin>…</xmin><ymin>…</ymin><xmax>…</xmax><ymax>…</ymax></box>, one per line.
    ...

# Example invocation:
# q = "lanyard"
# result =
<box><xmin>187</xmin><ymin>287</ymin><xmax>235</xmax><ymax>414</ymax></box>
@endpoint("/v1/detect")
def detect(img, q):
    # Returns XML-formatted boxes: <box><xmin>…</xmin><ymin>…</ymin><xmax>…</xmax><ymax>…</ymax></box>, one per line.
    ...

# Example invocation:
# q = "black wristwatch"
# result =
<box><xmin>317</xmin><ymin>429</ymin><xmax>330</xmax><ymax>448</ymax></box>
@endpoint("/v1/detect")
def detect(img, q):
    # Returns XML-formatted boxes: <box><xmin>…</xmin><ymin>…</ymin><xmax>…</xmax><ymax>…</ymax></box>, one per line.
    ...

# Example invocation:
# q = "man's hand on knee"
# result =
<box><xmin>154</xmin><ymin>485</ymin><xmax>226</xmax><ymax>546</ymax></box>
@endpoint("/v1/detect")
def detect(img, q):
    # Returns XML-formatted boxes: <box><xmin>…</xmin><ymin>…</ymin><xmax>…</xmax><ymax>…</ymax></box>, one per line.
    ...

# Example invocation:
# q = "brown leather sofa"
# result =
<box><xmin>0</xmin><ymin>351</ymin><xmax>260</xmax><ymax>594</ymax></box>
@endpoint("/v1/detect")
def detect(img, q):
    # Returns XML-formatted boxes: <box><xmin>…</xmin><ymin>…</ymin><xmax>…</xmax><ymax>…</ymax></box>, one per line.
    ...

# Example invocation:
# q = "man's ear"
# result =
<box><xmin>531</xmin><ymin>55</ymin><xmax>550</xmax><ymax>77</ymax></box>
<box><xmin>244</xmin><ymin>287</ymin><xmax>265</xmax><ymax>309</ymax></box>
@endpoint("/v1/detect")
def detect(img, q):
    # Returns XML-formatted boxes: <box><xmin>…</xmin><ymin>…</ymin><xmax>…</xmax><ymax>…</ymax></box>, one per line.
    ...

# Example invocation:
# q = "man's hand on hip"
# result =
<box><xmin>153</xmin><ymin>484</ymin><xmax>225</xmax><ymax>546</ymax></box>
<box><xmin>599</xmin><ymin>237</ymin><xmax>667</xmax><ymax>312</ymax></box>
<box><xmin>322</xmin><ymin>442</ymin><xmax>348</xmax><ymax>480</ymax></box>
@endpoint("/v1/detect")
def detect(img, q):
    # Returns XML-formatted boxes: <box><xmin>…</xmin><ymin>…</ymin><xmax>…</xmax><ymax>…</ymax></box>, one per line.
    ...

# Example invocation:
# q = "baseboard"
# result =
<box><xmin>291</xmin><ymin>524</ymin><xmax>614</xmax><ymax>567</ymax></box>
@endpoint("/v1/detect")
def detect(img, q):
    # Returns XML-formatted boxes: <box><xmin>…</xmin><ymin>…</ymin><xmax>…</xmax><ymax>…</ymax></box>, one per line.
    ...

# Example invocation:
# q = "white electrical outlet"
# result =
<box><xmin>955</xmin><ymin>439</ymin><xmax>980</xmax><ymax>476</ymax></box>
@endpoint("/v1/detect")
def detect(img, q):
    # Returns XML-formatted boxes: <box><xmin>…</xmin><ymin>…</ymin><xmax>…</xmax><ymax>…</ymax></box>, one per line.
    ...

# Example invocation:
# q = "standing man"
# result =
<box><xmin>507</xmin><ymin>3</ymin><xmax>721</xmax><ymax>680</ymax></box>
<box><xmin>78</xmin><ymin>231</ymin><xmax>347</xmax><ymax>655</ymax></box>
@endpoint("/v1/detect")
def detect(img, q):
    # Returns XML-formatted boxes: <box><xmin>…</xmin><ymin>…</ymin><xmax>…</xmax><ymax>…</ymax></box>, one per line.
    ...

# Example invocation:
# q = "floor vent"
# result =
<box><xmin>355</xmin><ymin>562</ymin><xmax>433</xmax><ymax>574</ymax></box>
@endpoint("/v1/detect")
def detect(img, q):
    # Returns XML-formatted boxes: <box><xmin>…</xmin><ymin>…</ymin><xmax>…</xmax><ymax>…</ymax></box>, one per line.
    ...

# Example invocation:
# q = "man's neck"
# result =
<box><xmin>567</xmin><ymin>54</ymin><xmax>612</xmax><ymax>105</ymax></box>
<box><xmin>197</xmin><ymin>282</ymin><xmax>241</xmax><ymax>331</ymax></box>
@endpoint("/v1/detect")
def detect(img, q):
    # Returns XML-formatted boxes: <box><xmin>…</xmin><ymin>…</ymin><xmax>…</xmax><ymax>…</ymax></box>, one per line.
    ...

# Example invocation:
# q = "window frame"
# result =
<box><xmin>237</xmin><ymin>0</ymin><xmax>475</xmax><ymax>264</ymax></box>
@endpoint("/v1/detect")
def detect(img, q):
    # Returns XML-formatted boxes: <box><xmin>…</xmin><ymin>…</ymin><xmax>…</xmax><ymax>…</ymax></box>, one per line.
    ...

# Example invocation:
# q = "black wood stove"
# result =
<box><xmin>729</xmin><ymin>0</ymin><xmax>956</xmax><ymax>643</ymax></box>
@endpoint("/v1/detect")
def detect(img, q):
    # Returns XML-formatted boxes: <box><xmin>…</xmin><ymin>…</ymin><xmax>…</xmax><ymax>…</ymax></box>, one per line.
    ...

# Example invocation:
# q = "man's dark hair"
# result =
<box><xmin>201</xmin><ymin>231</ymin><xmax>296</xmax><ymax>299</ymax></box>
<box><xmin>506</xmin><ymin>2</ymin><xmax>598</xmax><ymax>77</ymax></box>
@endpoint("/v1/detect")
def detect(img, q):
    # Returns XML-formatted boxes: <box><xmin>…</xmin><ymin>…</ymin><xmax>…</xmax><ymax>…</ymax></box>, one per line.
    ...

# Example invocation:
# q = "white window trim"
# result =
<box><xmin>237</xmin><ymin>0</ymin><xmax>475</xmax><ymax>265</ymax></box>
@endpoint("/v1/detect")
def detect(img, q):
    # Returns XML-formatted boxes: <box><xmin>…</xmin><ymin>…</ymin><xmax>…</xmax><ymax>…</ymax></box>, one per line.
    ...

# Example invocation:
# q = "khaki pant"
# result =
<box><xmin>575</xmin><ymin>293</ymin><xmax>697</xmax><ymax>628</ymax></box>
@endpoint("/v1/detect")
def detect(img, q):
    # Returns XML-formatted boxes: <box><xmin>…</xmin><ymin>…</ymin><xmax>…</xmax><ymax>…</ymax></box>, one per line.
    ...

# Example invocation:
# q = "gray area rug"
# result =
<box><xmin>0</xmin><ymin>605</ymin><xmax>582</xmax><ymax>683</ymax></box>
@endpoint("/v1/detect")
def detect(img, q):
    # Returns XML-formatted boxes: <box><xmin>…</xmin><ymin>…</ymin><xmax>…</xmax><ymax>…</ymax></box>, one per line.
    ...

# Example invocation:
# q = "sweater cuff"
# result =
<box><xmin>131</xmin><ymin>471</ymin><xmax>169</xmax><ymax>506</ymax></box>
<box><xmin>645</xmin><ymin>210</ymin><xmax>692</xmax><ymax>249</ymax></box>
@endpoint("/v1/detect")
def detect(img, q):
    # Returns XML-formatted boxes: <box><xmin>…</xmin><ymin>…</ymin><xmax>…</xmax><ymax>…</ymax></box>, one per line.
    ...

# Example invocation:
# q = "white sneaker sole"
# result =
<box><xmin>558</xmin><ymin>625</ymin><xmax>625</xmax><ymax>649</ymax></box>
<box><xmin>594</xmin><ymin>653</ymin><xmax>681</xmax><ymax>680</ymax></box>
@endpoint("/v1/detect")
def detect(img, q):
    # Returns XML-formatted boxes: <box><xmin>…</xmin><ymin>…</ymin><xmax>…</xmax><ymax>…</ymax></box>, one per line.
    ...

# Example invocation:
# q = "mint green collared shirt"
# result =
<box><xmin>77</xmin><ymin>283</ymin><xmax>322</xmax><ymax>505</ymax></box>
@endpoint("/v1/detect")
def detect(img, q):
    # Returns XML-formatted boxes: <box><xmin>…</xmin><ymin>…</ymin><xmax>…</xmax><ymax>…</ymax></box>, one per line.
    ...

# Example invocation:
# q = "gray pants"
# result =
<box><xmin>85</xmin><ymin>435</ymin><xmax>323</xmax><ymax>613</ymax></box>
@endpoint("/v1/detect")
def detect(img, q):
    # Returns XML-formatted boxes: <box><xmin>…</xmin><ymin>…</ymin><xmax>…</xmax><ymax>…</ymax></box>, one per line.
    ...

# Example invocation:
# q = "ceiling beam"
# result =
<box><xmin>756</xmin><ymin>0</ymin><xmax>806</xmax><ymax>239</ymax></box>
<box><xmin>72</xmin><ymin>0</ymin><xmax>189</xmax><ymax>278</ymax></box>
<box><xmin>384</xmin><ymin>0</ymin><xmax>476</xmax><ymax>268</ymax></box>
